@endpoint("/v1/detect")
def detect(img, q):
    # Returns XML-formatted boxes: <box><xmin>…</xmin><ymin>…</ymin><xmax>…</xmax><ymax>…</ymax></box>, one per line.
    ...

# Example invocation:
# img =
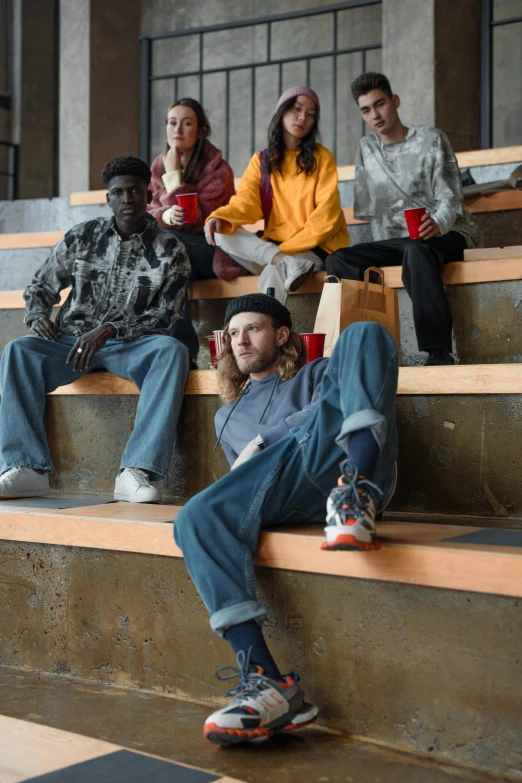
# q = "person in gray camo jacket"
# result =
<box><xmin>0</xmin><ymin>156</ymin><xmax>190</xmax><ymax>503</ymax></box>
<box><xmin>327</xmin><ymin>72</ymin><xmax>483</xmax><ymax>366</ymax></box>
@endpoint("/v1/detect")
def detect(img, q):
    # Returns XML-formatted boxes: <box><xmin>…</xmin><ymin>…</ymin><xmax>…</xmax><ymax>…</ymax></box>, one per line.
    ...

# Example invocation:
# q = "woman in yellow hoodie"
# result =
<box><xmin>204</xmin><ymin>86</ymin><xmax>349</xmax><ymax>303</ymax></box>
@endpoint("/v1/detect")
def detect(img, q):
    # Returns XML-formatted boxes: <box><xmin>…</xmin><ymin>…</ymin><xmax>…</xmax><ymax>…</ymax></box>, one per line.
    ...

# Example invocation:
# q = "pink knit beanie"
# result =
<box><xmin>276</xmin><ymin>85</ymin><xmax>320</xmax><ymax>112</ymax></box>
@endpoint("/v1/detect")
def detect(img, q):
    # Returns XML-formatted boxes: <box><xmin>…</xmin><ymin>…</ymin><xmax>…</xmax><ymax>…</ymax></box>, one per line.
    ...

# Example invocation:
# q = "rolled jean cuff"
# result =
<box><xmin>210</xmin><ymin>600</ymin><xmax>267</xmax><ymax>638</ymax></box>
<box><xmin>335</xmin><ymin>409</ymin><xmax>387</xmax><ymax>452</ymax></box>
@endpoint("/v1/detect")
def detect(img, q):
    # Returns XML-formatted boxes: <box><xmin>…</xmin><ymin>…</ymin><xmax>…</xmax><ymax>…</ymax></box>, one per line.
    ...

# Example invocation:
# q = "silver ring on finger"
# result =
<box><xmin>77</xmin><ymin>348</ymin><xmax>83</xmax><ymax>354</ymax></box>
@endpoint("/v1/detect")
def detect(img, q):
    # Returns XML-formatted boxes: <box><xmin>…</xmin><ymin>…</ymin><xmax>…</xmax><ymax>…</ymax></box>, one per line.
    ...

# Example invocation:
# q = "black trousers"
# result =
<box><xmin>167</xmin><ymin>230</ymin><xmax>216</xmax><ymax>362</ymax></box>
<box><xmin>325</xmin><ymin>232</ymin><xmax>467</xmax><ymax>353</ymax></box>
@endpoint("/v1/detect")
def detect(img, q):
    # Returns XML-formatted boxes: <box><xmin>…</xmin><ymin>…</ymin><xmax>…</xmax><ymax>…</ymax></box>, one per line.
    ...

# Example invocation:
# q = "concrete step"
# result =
<box><xmin>0</xmin><ymin>668</ymin><xmax>510</xmax><ymax>783</ymax></box>
<box><xmin>39</xmin><ymin>381</ymin><xmax>522</xmax><ymax>518</ymax></box>
<box><xmin>2</xmin><ymin>276</ymin><xmax>521</xmax><ymax>367</ymax></box>
<box><xmin>0</xmin><ymin>503</ymin><xmax>521</xmax><ymax>776</ymax></box>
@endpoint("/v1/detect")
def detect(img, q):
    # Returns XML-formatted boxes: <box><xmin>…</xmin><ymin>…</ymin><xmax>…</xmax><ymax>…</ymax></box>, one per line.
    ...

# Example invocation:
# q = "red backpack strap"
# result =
<box><xmin>258</xmin><ymin>149</ymin><xmax>273</xmax><ymax>229</ymax></box>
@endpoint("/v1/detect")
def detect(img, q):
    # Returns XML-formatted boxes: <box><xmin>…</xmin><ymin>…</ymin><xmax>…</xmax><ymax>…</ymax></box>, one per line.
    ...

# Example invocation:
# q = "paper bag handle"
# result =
<box><xmin>363</xmin><ymin>266</ymin><xmax>385</xmax><ymax>293</ymax></box>
<box><xmin>323</xmin><ymin>274</ymin><xmax>340</xmax><ymax>284</ymax></box>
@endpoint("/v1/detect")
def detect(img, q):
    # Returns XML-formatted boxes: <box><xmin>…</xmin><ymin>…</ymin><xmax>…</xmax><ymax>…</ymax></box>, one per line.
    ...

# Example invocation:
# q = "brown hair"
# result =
<box><xmin>165</xmin><ymin>98</ymin><xmax>211</xmax><ymax>183</ymax></box>
<box><xmin>216</xmin><ymin>318</ymin><xmax>307</xmax><ymax>404</ymax></box>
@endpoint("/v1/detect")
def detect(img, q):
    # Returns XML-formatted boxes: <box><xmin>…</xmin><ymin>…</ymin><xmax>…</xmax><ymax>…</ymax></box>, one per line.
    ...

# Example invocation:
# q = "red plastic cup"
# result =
<box><xmin>300</xmin><ymin>333</ymin><xmax>326</xmax><ymax>362</ymax></box>
<box><xmin>176</xmin><ymin>192</ymin><xmax>198</xmax><ymax>223</ymax></box>
<box><xmin>404</xmin><ymin>207</ymin><xmax>427</xmax><ymax>239</ymax></box>
<box><xmin>208</xmin><ymin>336</ymin><xmax>216</xmax><ymax>359</ymax></box>
<box><xmin>213</xmin><ymin>330</ymin><xmax>224</xmax><ymax>355</ymax></box>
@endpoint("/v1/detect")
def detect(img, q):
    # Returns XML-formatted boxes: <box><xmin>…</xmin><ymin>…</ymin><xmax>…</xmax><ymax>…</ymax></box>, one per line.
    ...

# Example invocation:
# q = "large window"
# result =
<box><xmin>482</xmin><ymin>0</ymin><xmax>522</xmax><ymax>147</ymax></box>
<box><xmin>140</xmin><ymin>1</ymin><xmax>382</xmax><ymax>174</ymax></box>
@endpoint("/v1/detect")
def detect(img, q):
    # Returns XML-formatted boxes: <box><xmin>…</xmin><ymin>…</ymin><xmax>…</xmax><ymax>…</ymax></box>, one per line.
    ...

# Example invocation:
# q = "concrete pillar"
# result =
<box><xmin>59</xmin><ymin>0</ymin><xmax>141</xmax><ymax>197</ymax></box>
<box><xmin>18</xmin><ymin>0</ymin><xmax>58</xmax><ymax>199</ymax></box>
<box><xmin>382</xmin><ymin>0</ymin><xmax>481</xmax><ymax>152</ymax></box>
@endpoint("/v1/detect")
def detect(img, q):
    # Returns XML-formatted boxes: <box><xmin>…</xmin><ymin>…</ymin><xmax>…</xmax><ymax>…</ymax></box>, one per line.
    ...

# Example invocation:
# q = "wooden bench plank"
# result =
<box><xmin>464</xmin><ymin>245</ymin><xmax>522</xmax><ymax>260</ymax></box>
<box><xmin>465</xmin><ymin>189</ymin><xmax>522</xmax><ymax>214</ymax></box>
<box><xmin>69</xmin><ymin>145</ymin><xmax>522</xmax><ymax>205</ymax></box>
<box><xmin>46</xmin><ymin>364</ymin><xmax>522</xmax><ymax>397</ymax></box>
<box><xmin>0</xmin><ymin>715</ymin><xmax>244</xmax><ymax>783</ymax></box>
<box><xmin>2</xmin><ymin>257</ymin><xmax>521</xmax><ymax>311</ymax></box>
<box><xmin>0</xmin><ymin>231</ymin><xmax>65</xmax><ymax>250</ymax></box>
<box><xmin>0</xmin><ymin>504</ymin><xmax>521</xmax><ymax>598</ymax></box>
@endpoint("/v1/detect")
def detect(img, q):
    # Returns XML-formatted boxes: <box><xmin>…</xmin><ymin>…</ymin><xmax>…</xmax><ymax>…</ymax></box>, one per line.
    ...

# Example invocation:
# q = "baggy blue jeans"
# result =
<box><xmin>0</xmin><ymin>334</ymin><xmax>189</xmax><ymax>478</ymax></box>
<box><xmin>174</xmin><ymin>321</ymin><xmax>398</xmax><ymax>635</ymax></box>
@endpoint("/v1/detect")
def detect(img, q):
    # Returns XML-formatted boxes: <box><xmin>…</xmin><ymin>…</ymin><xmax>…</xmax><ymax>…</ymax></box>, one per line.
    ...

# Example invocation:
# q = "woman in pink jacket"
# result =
<box><xmin>149</xmin><ymin>98</ymin><xmax>239</xmax><ymax>362</ymax></box>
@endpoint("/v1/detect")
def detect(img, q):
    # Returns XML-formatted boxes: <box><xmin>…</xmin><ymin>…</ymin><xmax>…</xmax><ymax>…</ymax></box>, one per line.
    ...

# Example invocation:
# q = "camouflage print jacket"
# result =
<box><xmin>23</xmin><ymin>214</ymin><xmax>190</xmax><ymax>340</ymax></box>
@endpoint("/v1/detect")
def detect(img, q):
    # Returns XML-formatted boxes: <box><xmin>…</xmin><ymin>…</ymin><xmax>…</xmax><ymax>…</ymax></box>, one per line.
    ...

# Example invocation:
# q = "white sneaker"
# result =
<box><xmin>282</xmin><ymin>256</ymin><xmax>316</xmax><ymax>293</ymax></box>
<box><xmin>0</xmin><ymin>467</ymin><xmax>50</xmax><ymax>498</ymax></box>
<box><xmin>114</xmin><ymin>468</ymin><xmax>161</xmax><ymax>503</ymax></box>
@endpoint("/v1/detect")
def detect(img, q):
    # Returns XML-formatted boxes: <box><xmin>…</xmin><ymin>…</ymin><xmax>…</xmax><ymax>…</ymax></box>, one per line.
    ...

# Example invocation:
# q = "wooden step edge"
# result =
<box><xmin>1</xmin><ymin>258</ymin><xmax>521</xmax><ymax>310</ymax></box>
<box><xmin>68</xmin><ymin>146</ymin><xmax>522</xmax><ymax>205</ymax></box>
<box><xmin>189</xmin><ymin>258</ymin><xmax>522</xmax><ymax>299</ymax></box>
<box><xmin>45</xmin><ymin>364</ymin><xmax>522</xmax><ymax>397</ymax></box>
<box><xmin>0</xmin><ymin>509</ymin><xmax>521</xmax><ymax>598</ymax></box>
<box><xmin>0</xmin><ymin>715</ymin><xmax>247</xmax><ymax>783</ymax></box>
<box><xmin>464</xmin><ymin>245</ymin><xmax>522</xmax><ymax>260</ymax></box>
<box><xmin>4</xmin><ymin>188</ymin><xmax>522</xmax><ymax>250</ymax></box>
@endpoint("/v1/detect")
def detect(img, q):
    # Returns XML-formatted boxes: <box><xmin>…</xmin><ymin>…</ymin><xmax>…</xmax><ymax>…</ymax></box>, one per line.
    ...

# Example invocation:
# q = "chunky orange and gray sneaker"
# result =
<box><xmin>322</xmin><ymin>459</ymin><xmax>383</xmax><ymax>551</ymax></box>
<box><xmin>204</xmin><ymin>650</ymin><xmax>319</xmax><ymax>746</ymax></box>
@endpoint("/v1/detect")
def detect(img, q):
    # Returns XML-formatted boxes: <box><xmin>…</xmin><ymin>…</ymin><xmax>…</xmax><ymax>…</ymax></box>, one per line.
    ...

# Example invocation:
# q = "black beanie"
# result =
<box><xmin>224</xmin><ymin>293</ymin><xmax>292</xmax><ymax>329</ymax></box>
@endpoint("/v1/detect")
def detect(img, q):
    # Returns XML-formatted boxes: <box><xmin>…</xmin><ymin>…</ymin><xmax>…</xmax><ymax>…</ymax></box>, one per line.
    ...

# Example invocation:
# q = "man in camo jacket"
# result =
<box><xmin>0</xmin><ymin>156</ymin><xmax>190</xmax><ymax>503</ymax></box>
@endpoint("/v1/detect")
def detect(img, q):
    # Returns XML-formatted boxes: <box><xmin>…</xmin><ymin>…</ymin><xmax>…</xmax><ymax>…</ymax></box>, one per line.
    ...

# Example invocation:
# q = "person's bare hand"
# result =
<box><xmin>204</xmin><ymin>218</ymin><xmax>225</xmax><ymax>246</ymax></box>
<box><xmin>30</xmin><ymin>316</ymin><xmax>57</xmax><ymax>341</ymax></box>
<box><xmin>163</xmin><ymin>146</ymin><xmax>182</xmax><ymax>173</ymax></box>
<box><xmin>66</xmin><ymin>323</ymin><xmax>117</xmax><ymax>372</ymax></box>
<box><xmin>163</xmin><ymin>204</ymin><xmax>185</xmax><ymax>228</ymax></box>
<box><xmin>418</xmin><ymin>213</ymin><xmax>441</xmax><ymax>240</ymax></box>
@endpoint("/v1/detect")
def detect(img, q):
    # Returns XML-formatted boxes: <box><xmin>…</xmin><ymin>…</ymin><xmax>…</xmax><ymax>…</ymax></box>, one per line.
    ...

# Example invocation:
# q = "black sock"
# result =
<box><xmin>224</xmin><ymin>620</ymin><xmax>282</xmax><ymax>680</ymax></box>
<box><xmin>348</xmin><ymin>428</ymin><xmax>380</xmax><ymax>480</ymax></box>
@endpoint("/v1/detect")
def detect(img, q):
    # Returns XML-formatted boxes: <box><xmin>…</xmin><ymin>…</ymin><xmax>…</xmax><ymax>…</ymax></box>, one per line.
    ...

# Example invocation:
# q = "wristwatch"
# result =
<box><xmin>253</xmin><ymin>434</ymin><xmax>265</xmax><ymax>450</ymax></box>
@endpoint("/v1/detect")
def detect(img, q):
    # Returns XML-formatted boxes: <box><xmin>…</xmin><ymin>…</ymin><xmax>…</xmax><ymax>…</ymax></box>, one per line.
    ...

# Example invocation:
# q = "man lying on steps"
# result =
<box><xmin>0</xmin><ymin>155</ymin><xmax>190</xmax><ymax>503</ymax></box>
<box><xmin>174</xmin><ymin>293</ymin><xmax>398</xmax><ymax>746</ymax></box>
<box><xmin>326</xmin><ymin>72</ymin><xmax>482</xmax><ymax>366</ymax></box>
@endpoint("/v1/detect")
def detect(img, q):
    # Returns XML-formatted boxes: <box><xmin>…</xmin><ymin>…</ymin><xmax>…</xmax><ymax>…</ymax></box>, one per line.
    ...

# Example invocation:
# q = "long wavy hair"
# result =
<box><xmin>266</xmin><ymin>95</ymin><xmax>321</xmax><ymax>177</ymax></box>
<box><xmin>216</xmin><ymin>317</ymin><xmax>308</xmax><ymax>404</ymax></box>
<box><xmin>164</xmin><ymin>98</ymin><xmax>211</xmax><ymax>183</ymax></box>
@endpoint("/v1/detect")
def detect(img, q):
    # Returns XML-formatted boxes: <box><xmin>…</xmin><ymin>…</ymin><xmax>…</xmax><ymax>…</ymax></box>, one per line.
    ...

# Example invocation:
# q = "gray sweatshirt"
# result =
<box><xmin>354</xmin><ymin>125</ymin><xmax>482</xmax><ymax>248</ymax></box>
<box><xmin>214</xmin><ymin>358</ymin><xmax>328</xmax><ymax>465</ymax></box>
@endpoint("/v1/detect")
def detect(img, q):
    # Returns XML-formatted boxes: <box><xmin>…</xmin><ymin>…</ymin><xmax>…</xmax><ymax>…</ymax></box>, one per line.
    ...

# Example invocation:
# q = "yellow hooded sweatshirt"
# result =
<box><xmin>208</xmin><ymin>145</ymin><xmax>349</xmax><ymax>255</ymax></box>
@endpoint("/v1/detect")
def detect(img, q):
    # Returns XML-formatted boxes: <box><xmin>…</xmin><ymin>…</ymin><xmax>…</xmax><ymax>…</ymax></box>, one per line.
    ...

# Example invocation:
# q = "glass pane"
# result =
<box><xmin>492</xmin><ymin>22</ymin><xmax>522</xmax><ymax>145</ymax></box>
<box><xmin>493</xmin><ymin>0</ymin><xmax>522</xmax><ymax>22</ymax></box>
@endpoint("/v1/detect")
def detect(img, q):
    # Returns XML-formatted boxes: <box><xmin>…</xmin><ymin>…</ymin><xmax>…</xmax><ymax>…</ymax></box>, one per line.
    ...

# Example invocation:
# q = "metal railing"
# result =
<box><xmin>481</xmin><ymin>0</ymin><xmax>522</xmax><ymax>148</ymax></box>
<box><xmin>0</xmin><ymin>140</ymin><xmax>19</xmax><ymax>200</ymax></box>
<box><xmin>139</xmin><ymin>0</ymin><xmax>382</xmax><ymax>164</ymax></box>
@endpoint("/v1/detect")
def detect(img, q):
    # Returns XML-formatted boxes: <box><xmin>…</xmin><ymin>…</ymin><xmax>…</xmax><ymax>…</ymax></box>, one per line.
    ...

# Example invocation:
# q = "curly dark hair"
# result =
<box><xmin>164</xmin><ymin>98</ymin><xmax>211</xmax><ymax>184</ymax></box>
<box><xmin>351</xmin><ymin>72</ymin><xmax>393</xmax><ymax>103</ymax></box>
<box><xmin>101</xmin><ymin>156</ymin><xmax>151</xmax><ymax>187</ymax></box>
<box><xmin>266</xmin><ymin>96</ymin><xmax>320</xmax><ymax>177</ymax></box>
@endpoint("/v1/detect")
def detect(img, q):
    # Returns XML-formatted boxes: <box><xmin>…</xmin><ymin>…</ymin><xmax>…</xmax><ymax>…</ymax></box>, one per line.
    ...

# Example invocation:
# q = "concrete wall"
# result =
<box><xmin>1</xmin><ymin>538</ymin><xmax>522</xmax><ymax>775</ymax></box>
<box><xmin>59</xmin><ymin>0</ymin><xmax>141</xmax><ymax>195</ymax></box>
<box><xmin>383</xmin><ymin>0</ymin><xmax>481</xmax><ymax>152</ymax></box>
<box><xmin>59</xmin><ymin>0</ymin><xmax>90</xmax><ymax>196</ymax></box>
<box><xmin>18</xmin><ymin>0</ymin><xmax>57</xmax><ymax>198</ymax></box>
<box><xmin>492</xmin><ymin>0</ymin><xmax>522</xmax><ymax>147</ymax></box>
